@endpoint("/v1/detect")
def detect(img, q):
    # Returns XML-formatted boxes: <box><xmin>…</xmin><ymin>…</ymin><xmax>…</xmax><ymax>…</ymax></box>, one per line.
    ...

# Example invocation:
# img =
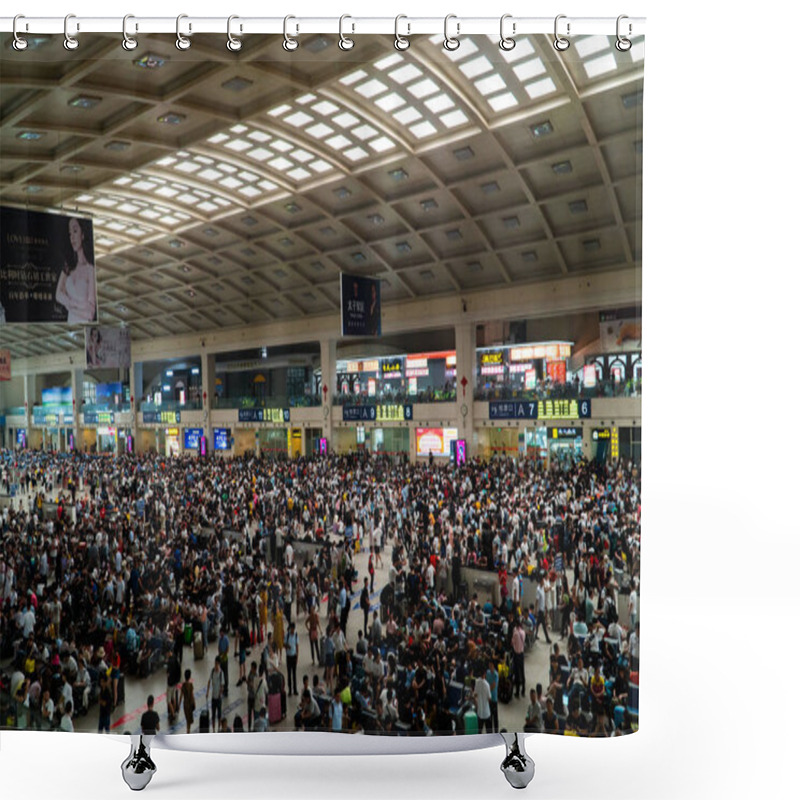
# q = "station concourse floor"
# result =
<box><xmin>10</xmin><ymin>483</ymin><xmax>555</xmax><ymax>736</ymax></box>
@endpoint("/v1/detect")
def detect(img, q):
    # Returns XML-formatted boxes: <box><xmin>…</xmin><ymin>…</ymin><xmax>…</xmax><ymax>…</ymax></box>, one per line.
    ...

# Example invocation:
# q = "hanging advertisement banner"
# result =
<box><xmin>0</xmin><ymin>207</ymin><xmax>98</xmax><ymax>323</ymax></box>
<box><xmin>0</xmin><ymin>349</ymin><xmax>10</xmax><ymax>381</ymax></box>
<box><xmin>340</xmin><ymin>273</ymin><xmax>381</xmax><ymax>336</ymax></box>
<box><xmin>85</xmin><ymin>326</ymin><xmax>131</xmax><ymax>369</ymax></box>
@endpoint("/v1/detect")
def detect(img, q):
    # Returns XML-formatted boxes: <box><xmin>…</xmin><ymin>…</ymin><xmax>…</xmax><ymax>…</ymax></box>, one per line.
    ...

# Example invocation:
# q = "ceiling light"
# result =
<box><xmin>552</xmin><ymin>160</ymin><xmax>573</xmax><ymax>175</ymax></box>
<box><xmin>396</xmin><ymin>241</ymin><xmax>412</xmax><ymax>254</ymax></box>
<box><xmin>522</xmin><ymin>250</ymin><xmax>538</xmax><ymax>262</ymax></box>
<box><xmin>16</xmin><ymin>131</ymin><xmax>45</xmax><ymax>141</ymax></box>
<box><xmin>169</xmin><ymin>239</ymin><xmax>184</xmax><ymax>248</ymax></box>
<box><xmin>368</xmin><ymin>214</ymin><xmax>385</xmax><ymax>226</ymax></box>
<box><xmin>503</xmin><ymin>216</ymin><xmax>520</xmax><ymax>230</ymax></box>
<box><xmin>133</xmin><ymin>53</ymin><xmax>168</xmax><ymax>69</ymax></box>
<box><xmin>582</xmin><ymin>239</ymin><xmax>601</xmax><ymax>251</ymax></box>
<box><xmin>420</xmin><ymin>198</ymin><xmax>439</xmax><ymax>212</ymax></box>
<box><xmin>446</xmin><ymin>229</ymin><xmax>462</xmax><ymax>242</ymax></box>
<box><xmin>310</xmin><ymin>261</ymin><xmax>325</xmax><ymax>272</ymax></box>
<box><xmin>203</xmin><ymin>227</ymin><xmax>218</xmax><ymax>237</ymax></box>
<box><xmin>279</xmin><ymin>237</ymin><xmax>293</xmax><ymax>247</ymax></box>
<box><xmin>275</xmin><ymin>268</ymin><xmax>287</xmax><ymax>278</ymax></box>
<box><xmin>105</xmin><ymin>140</ymin><xmax>130</xmax><ymax>152</ymax></box>
<box><xmin>621</xmin><ymin>89</ymin><xmax>644</xmax><ymax>109</ymax></box>
<box><xmin>481</xmin><ymin>181</ymin><xmax>500</xmax><ymax>195</ymax></box>
<box><xmin>530</xmin><ymin>120</ymin><xmax>554</xmax><ymax>138</ymax></box>
<box><xmin>305</xmin><ymin>35</ymin><xmax>331</xmax><ymax>53</ymax></box>
<box><xmin>453</xmin><ymin>146</ymin><xmax>474</xmax><ymax>161</ymax></box>
<box><xmin>569</xmin><ymin>200</ymin><xmax>588</xmax><ymax>214</ymax></box>
<box><xmin>320</xmin><ymin>226</ymin><xmax>336</xmax><ymax>237</ymax></box>
<box><xmin>158</xmin><ymin>113</ymin><xmax>186</xmax><ymax>125</ymax></box>
<box><xmin>351</xmin><ymin>252</ymin><xmax>366</xmax><ymax>263</ymax></box>
<box><xmin>334</xmin><ymin>187</ymin><xmax>352</xmax><ymax>199</ymax></box>
<box><xmin>60</xmin><ymin>164</ymin><xmax>84</xmax><ymax>173</ymax></box>
<box><xmin>180</xmin><ymin>265</ymin><xmax>191</xmax><ymax>273</ymax></box>
<box><xmin>420</xmin><ymin>269</ymin><xmax>434</xmax><ymax>280</ymax></box>
<box><xmin>185</xmin><ymin>289</ymin><xmax>196</xmax><ymax>298</ymax></box>
<box><xmin>241</xmin><ymin>276</ymin><xmax>254</xmax><ymax>285</ymax></box>
<box><xmin>221</xmin><ymin>76</ymin><xmax>253</xmax><ymax>92</ymax></box>
<box><xmin>68</xmin><ymin>95</ymin><xmax>102</xmax><ymax>109</ymax></box>
<box><xmin>241</xmin><ymin>247</ymin><xmax>256</xmax><ymax>257</ymax></box>
<box><xmin>284</xmin><ymin>202</ymin><xmax>301</xmax><ymax>214</ymax></box>
<box><xmin>388</xmin><ymin>167</ymin><xmax>408</xmax><ymax>182</ymax></box>
<box><xmin>24</xmin><ymin>185</ymin><xmax>42</xmax><ymax>194</ymax></box>
<box><xmin>241</xmin><ymin>215</ymin><xmax>258</xmax><ymax>227</ymax></box>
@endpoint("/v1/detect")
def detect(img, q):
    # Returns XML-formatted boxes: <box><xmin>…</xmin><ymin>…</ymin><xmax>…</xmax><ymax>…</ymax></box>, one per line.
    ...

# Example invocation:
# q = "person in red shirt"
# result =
<box><xmin>511</xmin><ymin>619</ymin><xmax>527</xmax><ymax>699</ymax></box>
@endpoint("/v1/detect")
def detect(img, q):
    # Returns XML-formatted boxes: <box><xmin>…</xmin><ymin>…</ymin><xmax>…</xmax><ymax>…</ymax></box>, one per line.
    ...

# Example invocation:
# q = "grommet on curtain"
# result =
<box><xmin>227</xmin><ymin>15</ymin><xmax>242</xmax><ymax>51</ymax></box>
<box><xmin>443</xmin><ymin>14</ymin><xmax>460</xmax><ymax>51</ymax></box>
<box><xmin>553</xmin><ymin>14</ymin><xmax>570</xmax><ymax>51</ymax></box>
<box><xmin>339</xmin><ymin>15</ymin><xmax>355</xmax><ymax>50</ymax></box>
<box><xmin>176</xmin><ymin>14</ymin><xmax>191</xmax><ymax>50</ymax></box>
<box><xmin>499</xmin><ymin>14</ymin><xmax>516</xmax><ymax>51</ymax></box>
<box><xmin>12</xmin><ymin>15</ymin><xmax>28</xmax><ymax>51</ymax></box>
<box><xmin>63</xmin><ymin>14</ymin><xmax>79</xmax><ymax>51</ymax></box>
<box><xmin>283</xmin><ymin>15</ymin><xmax>299</xmax><ymax>51</ymax></box>
<box><xmin>615</xmin><ymin>15</ymin><xmax>632</xmax><ymax>51</ymax></box>
<box><xmin>121</xmin><ymin>15</ymin><xmax>138</xmax><ymax>51</ymax></box>
<box><xmin>394</xmin><ymin>15</ymin><xmax>410</xmax><ymax>51</ymax></box>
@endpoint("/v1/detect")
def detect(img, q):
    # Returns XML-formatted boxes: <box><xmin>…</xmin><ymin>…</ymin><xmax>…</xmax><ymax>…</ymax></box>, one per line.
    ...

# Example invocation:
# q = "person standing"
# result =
<box><xmin>305</xmin><ymin>605</ymin><xmax>320</xmax><ymax>666</ymax></box>
<box><xmin>166</xmin><ymin>647</ymin><xmax>181</xmax><ymax>724</ymax></box>
<box><xmin>486</xmin><ymin>660</ymin><xmax>499</xmax><ymax>734</ymax></box>
<box><xmin>218</xmin><ymin>629</ymin><xmax>230</xmax><ymax>697</ymax></box>
<box><xmin>285</xmin><ymin>622</ymin><xmax>299</xmax><ymax>696</ymax></box>
<box><xmin>179</xmin><ymin>669</ymin><xmax>196</xmax><ymax>734</ymax></box>
<box><xmin>245</xmin><ymin>661</ymin><xmax>258</xmax><ymax>731</ymax></box>
<box><xmin>360</xmin><ymin>577</ymin><xmax>370</xmax><ymax>639</ymax></box>
<box><xmin>474</xmin><ymin>669</ymin><xmax>492</xmax><ymax>735</ymax></box>
<box><xmin>511</xmin><ymin>618</ymin><xmax>527</xmax><ymax>700</ymax></box>
<box><xmin>207</xmin><ymin>657</ymin><xmax>225</xmax><ymax>733</ymax></box>
<box><xmin>97</xmin><ymin>673</ymin><xmax>112</xmax><ymax>733</ymax></box>
<box><xmin>535</xmin><ymin>581</ymin><xmax>552</xmax><ymax>644</ymax></box>
<box><xmin>141</xmin><ymin>694</ymin><xmax>160</xmax><ymax>735</ymax></box>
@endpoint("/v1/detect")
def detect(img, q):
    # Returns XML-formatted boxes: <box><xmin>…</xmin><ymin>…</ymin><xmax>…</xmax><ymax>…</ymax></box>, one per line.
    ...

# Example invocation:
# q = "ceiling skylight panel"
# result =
<box><xmin>197</xmin><ymin>168</ymin><xmax>223</xmax><ymax>181</ymax></box>
<box><xmin>95</xmin><ymin>198</ymin><xmax>117</xmax><ymax>208</ymax></box>
<box><xmin>488</xmin><ymin>92</ymin><xmax>518</xmax><ymax>112</ymax></box>
<box><xmin>440</xmin><ymin>109</ymin><xmax>469</xmax><ymax>128</ymax></box>
<box><xmin>440</xmin><ymin>36</ymin><xmax>479</xmax><ymax>61</ymax></box>
<box><xmin>219</xmin><ymin>176</ymin><xmax>243</xmax><ymax>190</ymax></box>
<box><xmin>269</xmin><ymin>104</ymin><xmax>292</xmax><ymax>117</ymax></box>
<box><xmin>355</xmin><ymin>79</ymin><xmax>388</xmax><ymax>98</ymax></box>
<box><xmin>307</xmin><ymin>123</ymin><xmax>334</xmax><ymax>139</ymax></box>
<box><xmin>310</xmin><ymin>160</ymin><xmax>333</xmax><ymax>173</ymax></box>
<box><xmin>352</xmin><ymin>124</ymin><xmax>378</xmax><ymax>141</ymax></box>
<box><xmin>333</xmin><ymin>112</ymin><xmax>359</xmax><ymax>128</ymax></box>
<box><xmin>157</xmin><ymin>156</ymin><xmax>177</xmax><ymax>167</ymax></box>
<box><xmin>248</xmin><ymin>130</ymin><xmax>270</xmax><ymax>143</ymax></box>
<box><xmin>296</xmin><ymin>93</ymin><xmax>315</xmax><ymax>104</ymax></box>
<box><xmin>174</xmin><ymin>161</ymin><xmax>200</xmax><ymax>173</ymax></box>
<box><xmin>248</xmin><ymin>148</ymin><xmax>272</xmax><ymax>162</ymax></box>
<box><xmin>117</xmin><ymin>203</ymin><xmax>139</xmax><ymax>214</ymax></box>
<box><xmin>575</xmin><ymin>36</ymin><xmax>610</xmax><ymax>58</ymax></box>
<box><xmin>343</xmin><ymin>146</ymin><xmax>368</xmax><ymax>161</ymax></box>
<box><xmin>112</xmin><ymin>178</ymin><xmax>131</xmax><ymax>186</ymax></box>
<box><xmin>394</xmin><ymin>107</ymin><xmax>422</xmax><ymax>125</ymax></box>
<box><xmin>474</xmin><ymin>73</ymin><xmax>507</xmax><ymax>97</ymax></box>
<box><xmin>513</xmin><ymin>58</ymin><xmax>546</xmax><ymax>82</ymax></box>
<box><xmin>584</xmin><ymin>53</ymin><xmax>618</xmax><ymax>78</ymax></box>
<box><xmin>272</xmin><ymin>140</ymin><xmax>293</xmax><ymax>153</ymax></box>
<box><xmin>388</xmin><ymin>63</ymin><xmax>423</xmax><ymax>84</ymax></box>
<box><xmin>195</xmin><ymin>155</ymin><xmax>214</xmax><ymax>166</ymax></box>
<box><xmin>374</xmin><ymin>53</ymin><xmax>404</xmax><ymax>70</ymax></box>
<box><xmin>238</xmin><ymin>186</ymin><xmax>261</xmax><ymax>199</ymax></box>
<box><xmin>460</xmin><ymin>55</ymin><xmax>493</xmax><ymax>79</ymax></box>
<box><xmin>369</xmin><ymin>136</ymin><xmax>395</xmax><ymax>153</ymax></box>
<box><xmin>285</xmin><ymin>111</ymin><xmax>314</xmax><ymax>127</ymax></box>
<box><xmin>177</xmin><ymin>193</ymin><xmax>199</xmax><ymax>204</ymax></box>
<box><xmin>132</xmin><ymin>179</ymin><xmax>156</xmax><ymax>191</ymax></box>
<box><xmin>287</xmin><ymin>167</ymin><xmax>312</xmax><ymax>181</ymax></box>
<box><xmin>258</xmin><ymin>180</ymin><xmax>277</xmax><ymax>191</ymax></box>
<box><xmin>230</xmin><ymin>124</ymin><xmax>248</xmax><ymax>134</ymax></box>
<box><xmin>327</xmin><ymin>134</ymin><xmax>352</xmax><ymax>150</ymax></box>
<box><xmin>408</xmin><ymin>78</ymin><xmax>439</xmax><ymax>99</ymax></box>
<box><xmin>409</xmin><ymin>121</ymin><xmax>437</xmax><ymax>139</ymax></box>
<box><xmin>340</xmin><ymin>69</ymin><xmax>368</xmax><ymax>86</ymax></box>
<box><xmin>269</xmin><ymin>157</ymin><xmax>293</xmax><ymax>171</ymax></box>
<box><xmin>312</xmin><ymin>100</ymin><xmax>338</xmax><ymax>115</ymax></box>
<box><xmin>630</xmin><ymin>39</ymin><xmax>644</xmax><ymax>61</ymax></box>
<box><xmin>197</xmin><ymin>201</ymin><xmax>217</xmax><ymax>213</ymax></box>
<box><xmin>525</xmin><ymin>77</ymin><xmax>557</xmax><ymax>99</ymax></box>
<box><xmin>375</xmin><ymin>93</ymin><xmax>405</xmax><ymax>112</ymax></box>
<box><xmin>292</xmin><ymin>149</ymin><xmax>313</xmax><ymax>163</ymax></box>
<box><xmin>225</xmin><ymin>139</ymin><xmax>252</xmax><ymax>152</ymax></box>
<box><xmin>499</xmin><ymin>37</ymin><xmax>535</xmax><ymax>62</ymax></box>
<box><xmin>425</xmin><ymin>94</ymin><xmax>455</xmax><ymax>113</ymax></box>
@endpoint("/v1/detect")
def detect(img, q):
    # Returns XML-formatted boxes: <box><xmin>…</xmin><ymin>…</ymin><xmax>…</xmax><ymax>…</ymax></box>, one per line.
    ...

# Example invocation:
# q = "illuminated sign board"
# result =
<box><xmin>508</xmin><ymin>363</ymin><xmax>532</xmax><ymax>373</ymax></box>
<box><xmin>342</xmin><ymin>404</ymin><xmax>413</xmax><ymax>422</ymax></box>
<box><xmin>238</xmin><ymin>408</ymin><xmax>290</xmax><ymax>424</ymax></box>
<box><xmin>480</xmin><ymin>351</ymin><xmax>504</xmax><ymax>366</ymax></box>
<box><xmin>509</xmin><ymin>343</ymin><xmax>572</xmax><ymax>361</ymax></box>
<box><xmin>142</xmin><ymin>410</ymin><xmax>181</xmax><ymax>424</ymax></box>
<box><xmin>382</xmin><ymin>358</ymin><xmax>403</xmax><ymax>375</ymax></box>
<box><xmin>184</xmin><ymin>428</ymin><xmax>203</xmax><ymax>449</ymax></box>
<box><xmin>165</xmin><ymin>427</ymin><xmax>180</xmax><ymax>436</ymax></box>
<box><xmin>416</xmin><ymin>427</ymin><xmax>458</xmax><ymax>457</ymax></box>
<box><xmin>480</xmin><ymin>365</ymin><xmax>504</xmax><ymax>376</ymax></box>
<box><xmin>592</xmin><ymin>428</ymin><xmax>611</xmax><ymax>441</ymax></box>
<box><xmin>214</xmin><ymin>428</ymin><xmax>231</xmax><ymax>450</ymax></box>
<box><xmin>548</xmin><ymin>427</ymin><xmax>581</xmax><ymax>439</ymax></box>
<box><xmin>489</xmin><ymin>399</ymin><xmax>591</xmax><ymax>420</ymax></box>
<box><xmin>84</xmin><ymin>411</ymin><xmax>115</xmax><ymax>426</ymax></box>
<box><xmin>361</xmin><ymin>359</ymin><xmax>380</xmax><ymax>373</ymax></box>
<box><xmin>405</xmin><ymin>367</ymin><xmax>429</xmax><ymax>378</ymax></box>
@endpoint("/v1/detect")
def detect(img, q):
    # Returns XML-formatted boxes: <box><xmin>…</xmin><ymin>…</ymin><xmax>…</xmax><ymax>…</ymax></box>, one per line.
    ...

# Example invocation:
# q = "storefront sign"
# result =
<box><xmin>184</xmin><ymin>428</ymin><xmax>203</xmax><ymax>449</ymax></box>
<box><xmin>592</xmin><ymin>428</ymin><xmax>611</xmax><ymax>440</ymax></box>
<box><xmin>238</xmin><ymin>408</ymin><xmax>290</xmax><ymax>424</ymax></box>
<box><xmin>382</xmin><ymin>358</ymin><xmax>403</xmax><ymax>376</ymax></box>
<box><xmin>84</xmin><ymin>411</ymin><xmax>115</xmax><ymax>425</ymax></box>
<box><xmin>142</xmin><ymin>410</ymin><xmax>181</xmax><ymax>424</ymax></box>
<box><xmin>489</xmin><ymin>399</ymin><xmax>591</xmax><ymax>420</ymax></box>
<box><xmin>480</xmin><ymin>351</ymin><xmax>504</xmax><ymax>366</ymax></box>
<box><xmin>548</xmin><ymin>427</ymin><xmax>581</xmax><ymax>439</ymax></box>
<box><xmin>361</xmin><ymin>359</ymin><xmax>380</xmax><ymax>373</ymax></box>
<box><xmin>546</xmin><ymin>360</ymin><xmax>567</xmax><ymax>384</ymax></box>
<box><xmin>342</xmin><ymin>404</ymin><xmax>413</xmax><ymax>422</ymax></box>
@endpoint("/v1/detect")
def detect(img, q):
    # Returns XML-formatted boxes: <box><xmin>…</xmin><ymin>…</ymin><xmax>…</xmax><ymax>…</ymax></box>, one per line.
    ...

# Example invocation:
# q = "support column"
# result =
<box><xmin>129</xmin><ymin>362</ymin><xmax>141</xmax><ymax>452</ymax></box>
<box><xmin>201</xmin><ymin>352</ymin><xmax>215</xmax><ymax>444</ymax></box>
<box><xmin>455</xmin><ymin>323</ymin><xmax>476</xmax><ymax>451</ymax></box>
<box><xmin>320</xmin><ymin>338</ymin><xmax>337</xmax><ymax>447</ymax></box>
<box><xmin>70</xmin><ymin>368</ymin><xmax>84</xmax><ymax>451</ymax></box>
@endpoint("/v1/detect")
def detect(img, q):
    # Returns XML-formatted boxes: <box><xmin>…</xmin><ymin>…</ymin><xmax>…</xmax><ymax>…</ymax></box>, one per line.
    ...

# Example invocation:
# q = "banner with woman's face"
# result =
<box><xmin>0</xmin><ymin>206</ymin><xmax>97</xmax><ymax>323</ymax></box>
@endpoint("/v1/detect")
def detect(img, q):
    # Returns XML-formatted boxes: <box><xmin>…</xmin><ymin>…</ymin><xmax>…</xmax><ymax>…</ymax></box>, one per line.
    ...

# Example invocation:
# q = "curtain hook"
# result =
<box><xmin>122</xmin><ymin>15</ymin><xmax>138</xmax><ymax>51</ymax></box>
<box><xmin>64</xmin><ymin>13</ymin><xmax>79</xmax><ymax>51</ymax></box>
<box><xmin>176</xmin><ymin>14</ymin><xmax>191</xmax><ymax>51</ymax></box>
<box><xmin>553</xmin><ymin>14</ymin><xmax>570</xmax><ymax>51</ymax></box>
<box><xmin>227</xmin><ymin>15</ymin><xmax>242</xmax><ymax>51</ymax></box>
<box><xmin>499</xmin><ymin>14</ymin><xmax>516</xmax><ymax>51</ymax></box>
<box><xmin>443</xmin><ymin>14</ymin><xmax>460</xmax><ymax>51</ymax></box>
<box><xmin>283</xmin><ymin>15</ymin><xmax>299</xmax><ymax>51</ymax></box>
<box><xmin>339</xmin><ymin>15</ymin><xmax>355</xmax><ymax>51</ymax></box>
<box><xmin>12</xmin><ymin>15</ymin><xmax>28</xmax><ymax>51</ymax></box>
<box><xmin>394</xmin><ymin>15</ymin><xmax>410</xmax><ymax>51</ymax></box>
<box><xmin>615</xmin><ymin>15</ymin><xmax>632</xmax><ymax>51</ymax></box>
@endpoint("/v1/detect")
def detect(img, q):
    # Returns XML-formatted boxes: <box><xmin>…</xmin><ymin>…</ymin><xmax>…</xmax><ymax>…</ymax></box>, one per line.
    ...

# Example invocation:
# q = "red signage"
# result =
<box><xmin>546</xmin><ymin>360</ymin><xmax>567</xmax><ymax>384</ymax></box>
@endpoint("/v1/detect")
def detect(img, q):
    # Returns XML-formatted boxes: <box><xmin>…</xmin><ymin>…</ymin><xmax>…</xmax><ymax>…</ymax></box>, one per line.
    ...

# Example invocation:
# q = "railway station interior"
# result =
<box><xmin>0</xmin><ymin>30</ymin><xmax>641</xmax><ymax>739</ymax></box>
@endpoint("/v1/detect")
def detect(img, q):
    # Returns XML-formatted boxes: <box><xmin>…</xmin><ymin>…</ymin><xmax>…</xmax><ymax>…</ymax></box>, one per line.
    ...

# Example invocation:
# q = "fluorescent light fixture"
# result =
<box><xmin>221</xmin><ymin>76</ymin><xmax>253</xmax><ymax>92</ymax></box>
<box><xmin>334</xmin><ymin>187</ymin><xmax>352</xmax><ymax>199</ymax></box>
<box><xmin>284</xmin><ymin>202</ymin><xmax>301</xmax><ymax>214</ymax></box>
<box><xmin>16</xmin><ymin>131</ymin><xmax>44</xmax><ymax>141</ymax></box>
<box><xmin>388</xmin><ymin>168</ymin><xmax>408</xmax><ymax>182</ymax></box>
<box><xmin>191</xmin><ymin>367</ymin><xmax>200</xmax><ymax>375</ymax></box>
<box><xmin>368</xmin><ymin>214</ymin><xmax>385</xmax><ymax>226</ymax></box>
<box><xmin>481</xmin><ymin>181</ymin><xmax>500</xmax><ymax>195</ymax></box>
<box><xmin>503</xmin><ymin>216</ymin><xmax>520</xmax><ymax>230</ymax></box>
<box><xmin>68</xmin><ymin>95</ymin><xmax>102</xmax><ymax>109</ymax></box>
<box><xmin>552</xmin><ymin>160</ymin><xmax>573</xmax><ymax>175</ymax></box>
<box><xmin>582</xmin><ymin>238</ymin><xmax>601</xmax><ymax>251</ymax></box>
<box><xmin>133</xmin><ymin>53</ymin><xmax>168</xmax><ymax>69</ymax></box>
<box><xmin>396</xmin><ymin>241</ymin><xmax>412</xmax><ymax>254</ymax></box>
<box><xmin>530</xmin><ymin>120</ymin><xmax>554</xmax><ymax>138</ymax></box>
<box><xmin>105</xmin><ymin>140</ymin><xmax>130</xmax><ymax>151</ymax></box>
<box><xmin>157</xmin><ymin>113</ymin><xmax>186</xmax><ymax>125</ymax></box>
<box><xmin>351</xmin><ymin>252</ymin><xmax>366</xmax><ymax>263</ymax></box>
<box><xmin>453</xmin><ymin>146</ymin><xmax>474</xmax><ymax>161</ymax></box>
<box><xmin>420</xmin><ymin>198</ymin><xmax>439</xmax><ymax>212</ymax></box>
<box><xmin>569</xmin><ymin>200</ymin><xmax>588</xmax><ymax>214</ymax></box>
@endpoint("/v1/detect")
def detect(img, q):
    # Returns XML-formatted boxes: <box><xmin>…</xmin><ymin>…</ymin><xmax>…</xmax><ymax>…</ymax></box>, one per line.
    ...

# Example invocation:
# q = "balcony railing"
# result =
<box><xmin>214</xmin><ymin>394</ymin><xmax>321</xmax><ymax>409</ymax></box>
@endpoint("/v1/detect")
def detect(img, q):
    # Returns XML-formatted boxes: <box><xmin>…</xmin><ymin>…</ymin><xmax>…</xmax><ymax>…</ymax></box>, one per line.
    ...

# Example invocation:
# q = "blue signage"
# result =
<box><xmin>16</xmin><ymin>429</ymin><xmax>27</xmax><ymax>447</ymax></box>
<box><xmin>184</xmin><ymin>428</ymin><xmax>203</xmax><ymax>449</ymax></box>
<box><xmin>238</xmin><ymin>408</ymin><xmax>290</xmax><ymax>424</ymax></box>
<box><xmin>488</xmin><ymin>399</ymin><xmax>591</xmax><ymax>420</ymax></box>
<box><xmin>214</xmin><ymin>428</ymin><xmax>231</xmax><ymax>450</ymax></box>
<box><xmin>142</xmin><ymin>410</ymin><xmax>181</xmax><ymax>424</ymax></box>
<box><xmin>84</xmin><ymin>411</ymin><xmax>115</xmax><ymax>426</ymax></box>
<box><xmin>342</xmin><ymin>404</ymin><xmax>413</xmax><ymax>423</ymax></box>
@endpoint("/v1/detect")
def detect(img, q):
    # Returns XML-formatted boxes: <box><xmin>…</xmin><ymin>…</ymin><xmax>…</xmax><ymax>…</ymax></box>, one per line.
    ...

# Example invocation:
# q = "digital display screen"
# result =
<box><xmin>16</xmin><ymin>429</ymin><xmax>26</xmax><ymax>447</ymax></box>
<box><xmin>214</xmin><ymin>428</ymin><xmax>231</xmax><ymax>450</ymax></box>
<box><xmin>184</xmin><ymin>428</ymin><xmax>203</xmax><ymax>449</ymax></box>
<box><xmin>200</xmin><ymin>436</ymin><xmax>207</xmax><ymax>457</ymax></box>
<box><xmin>416</xmin><ymin>427</ymin><xmax>458</xmax><ymax>457</ymax></box>
<box><xmin>319</xmin><ymin>437</ymin><xmax>328</xmax><ymax>454</ymax></box>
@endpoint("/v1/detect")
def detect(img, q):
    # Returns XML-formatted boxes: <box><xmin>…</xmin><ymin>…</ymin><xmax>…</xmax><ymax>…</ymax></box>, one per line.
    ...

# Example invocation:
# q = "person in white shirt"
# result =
<box><xmin>60</xmin><ymin>701</ymin><xmax>74</xmax><ymax>732</ymax></box>
<box><xmin>473</xmin><ymin>672</ymin><xmax>492</xmax><ymax>734</ymax></box>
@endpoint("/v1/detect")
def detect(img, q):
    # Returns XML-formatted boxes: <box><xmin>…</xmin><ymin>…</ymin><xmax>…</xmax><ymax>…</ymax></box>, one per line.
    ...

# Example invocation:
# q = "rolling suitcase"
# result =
<box><xmin>199</xmin><ymin>708</ymin><xmax>210</xmax><ymax>733</ymax></box>
<box><xmin>193</xmin><ymin>631</ymin><xmax>204</xmax><ymax>660</ymax></box>
<box><xmin>184</xmin><ymin>623</ymin><xmax>193</xmax><ymax>646</ymax></box>
<box><xmin>268</xmin><ymin>693</ymin><xmax>282</xmax><ymax>725</ymax></box>
<box><xmin>463</xmin><ymin>710</ymin><xmax>478</xmax><ymax>735</ymax></box>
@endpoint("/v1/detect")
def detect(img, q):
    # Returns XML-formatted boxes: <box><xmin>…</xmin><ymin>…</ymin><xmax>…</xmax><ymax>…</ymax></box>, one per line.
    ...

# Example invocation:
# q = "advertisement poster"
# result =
<box><xmin>415</xmin><ymin>427</ymin><xmax>458</xmax><ymax>457</ymax></box>
<box><xmin>0</xmin><ymin>349</ymin><xmax>10</xmax><ymax>381</ymax></box>
<box><xmin>85</xmin><ymin>326</ymin><xmax>131</xmax><ymax>369</ymax></box>
<box><xmin>340</xmin><ymin>273</ymin><xmax>381</xmax><ymax>336</ymax></box>
<box><xmin>0</xmin><ymin>207</ymin><xmax>97</xmax><ymax>323</ymax></box>
<box><xmin>546</xmin><ymin>360</ymin><xmax>567</xmax><ymax>383</ymax></box>
<box><xmin>599</xmin><ymin>307</ymin><xmax>642</xmax><ymax>352</ymax></box>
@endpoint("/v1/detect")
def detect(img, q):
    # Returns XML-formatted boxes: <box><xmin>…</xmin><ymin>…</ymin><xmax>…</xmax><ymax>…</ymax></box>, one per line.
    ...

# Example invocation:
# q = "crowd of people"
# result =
<box><xmin>0</xmin><ymin>447</ymin><xmax>640</xmax><ymax>738</ymax></box>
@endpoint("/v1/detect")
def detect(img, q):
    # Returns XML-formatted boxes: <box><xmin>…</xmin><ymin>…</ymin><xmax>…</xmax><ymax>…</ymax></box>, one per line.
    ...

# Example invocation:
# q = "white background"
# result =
<box><xmin>2</xmin><ymin>1</ymin><xmax>798</xmax><ymax>797</ymax></box>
